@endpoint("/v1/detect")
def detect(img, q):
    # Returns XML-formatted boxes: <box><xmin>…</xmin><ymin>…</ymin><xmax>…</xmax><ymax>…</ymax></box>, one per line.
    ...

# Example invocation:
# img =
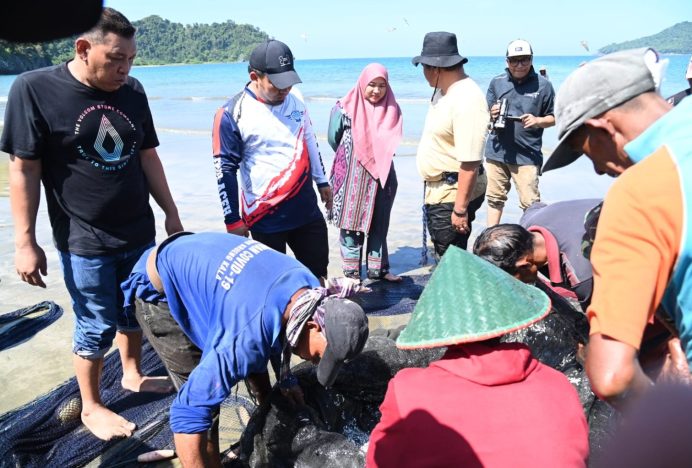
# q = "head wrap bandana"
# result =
<box><xmin>280</xmin><ymin>277</ymin><xmax>367</xmax><ymax>387</ymax></box>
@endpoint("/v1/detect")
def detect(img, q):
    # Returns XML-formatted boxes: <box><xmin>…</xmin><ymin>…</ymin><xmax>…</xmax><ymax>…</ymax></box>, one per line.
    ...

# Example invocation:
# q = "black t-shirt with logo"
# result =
<box><xmin>1</xmin><ymin>62</ymin><xmax>159</xmax><ymax>255</ymax></box>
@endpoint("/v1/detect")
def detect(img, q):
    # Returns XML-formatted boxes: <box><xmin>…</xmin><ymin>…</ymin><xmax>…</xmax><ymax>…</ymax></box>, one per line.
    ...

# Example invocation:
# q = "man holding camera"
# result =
<box><xmin>485</xmin><ymin>39</ymin><xmax>555</xmax><ymax>226</ymax></box>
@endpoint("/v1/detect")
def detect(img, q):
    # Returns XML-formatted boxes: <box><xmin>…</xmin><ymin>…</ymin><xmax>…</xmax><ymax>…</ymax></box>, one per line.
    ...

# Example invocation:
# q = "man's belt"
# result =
<box><xmin>439</xmin><ymin>165</ymin><xmax>485</xmax><ymax>184</ymax></box>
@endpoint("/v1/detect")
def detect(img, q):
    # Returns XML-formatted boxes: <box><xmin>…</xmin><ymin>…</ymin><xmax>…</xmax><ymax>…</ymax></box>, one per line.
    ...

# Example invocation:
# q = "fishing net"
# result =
<box><xmin>0</xmin><ymin>276</ymin><xmax>617</xmax><ymax>467</ymax></box>
<box><xmin>355</xmin><ymin>274</ymin><xmax>429</xmax><ymax>316</ymax></box>
<box><xmin>0</xmin><ymin>339</ymin><xmax>255</xmax><ymax>468</ymax></box>
<box><xmin>0</xmin><ymin>301</ymin><xmax>63</xmax><ymax>351</ymax></box>
<box><xmin>236</xmin><ymin>281</ymin><xmax>618</xmax><ymax>467</ymax></box>
<box><xmin>233</xmin><ymin>331</ymin><xmax>444</xmax><ymax>467</ymax></box>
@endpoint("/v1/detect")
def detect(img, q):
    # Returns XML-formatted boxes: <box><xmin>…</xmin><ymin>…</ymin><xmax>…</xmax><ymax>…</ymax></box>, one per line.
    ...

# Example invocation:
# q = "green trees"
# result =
<box><xmin>599</xmin><ymin>22</ymin><xmax>692</xmax><ymax>54</ymax></box>
<box><xmin>0</xmin><ymin>15</ymin><xmax>269</xmax><ymax>74</ymax></box>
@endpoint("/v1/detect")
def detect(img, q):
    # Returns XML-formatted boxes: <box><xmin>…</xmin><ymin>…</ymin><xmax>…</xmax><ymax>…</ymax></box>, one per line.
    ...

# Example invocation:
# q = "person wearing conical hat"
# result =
<box><xmin>366</xmin><ymin>246</ymin><xmax>588</xmax><ymax>467</ymax></box>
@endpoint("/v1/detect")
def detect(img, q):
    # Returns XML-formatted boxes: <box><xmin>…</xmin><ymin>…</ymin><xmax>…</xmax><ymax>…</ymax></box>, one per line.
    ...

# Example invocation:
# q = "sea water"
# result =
<box><xmin>0</xmin><ymin>54</ymin><xmax>687</xmax><ymax>153</ymax></box>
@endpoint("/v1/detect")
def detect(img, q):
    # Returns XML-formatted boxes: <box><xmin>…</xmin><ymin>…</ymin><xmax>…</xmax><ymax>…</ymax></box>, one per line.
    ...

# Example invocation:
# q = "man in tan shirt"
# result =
<box><xmin>412</xmin><ymin>31</ymin><xmax>489</xmax><ymax>259</ymax></box>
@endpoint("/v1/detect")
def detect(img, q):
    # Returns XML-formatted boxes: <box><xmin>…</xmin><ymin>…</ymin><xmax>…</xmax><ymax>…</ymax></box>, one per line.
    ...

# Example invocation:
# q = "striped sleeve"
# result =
<box><xmin>212</xmin><ymin>104</ymin><xmax>244</xmax><ymax>229</ymax></box>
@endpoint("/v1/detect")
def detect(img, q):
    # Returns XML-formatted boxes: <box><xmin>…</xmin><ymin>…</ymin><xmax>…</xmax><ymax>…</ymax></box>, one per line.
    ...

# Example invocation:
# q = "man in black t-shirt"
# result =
<box><xmin>1</xmin><ymin>8</ymin><xmax>183</xmax><ymax>441</ymax></box>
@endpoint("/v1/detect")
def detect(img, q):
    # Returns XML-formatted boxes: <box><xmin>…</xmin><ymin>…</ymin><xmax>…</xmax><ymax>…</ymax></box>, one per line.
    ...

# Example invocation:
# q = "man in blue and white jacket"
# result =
<box><xmin>212</xmin><ymin>39</ymin><xmax>332</xmax><ymax>281</ymax></box>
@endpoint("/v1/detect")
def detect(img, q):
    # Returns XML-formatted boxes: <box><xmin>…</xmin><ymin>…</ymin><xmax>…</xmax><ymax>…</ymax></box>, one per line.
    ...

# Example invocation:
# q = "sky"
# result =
<box><xmin>105</xmin><ymin>0</ymin><xmax>692</xmax><ymax>60</ymax></box>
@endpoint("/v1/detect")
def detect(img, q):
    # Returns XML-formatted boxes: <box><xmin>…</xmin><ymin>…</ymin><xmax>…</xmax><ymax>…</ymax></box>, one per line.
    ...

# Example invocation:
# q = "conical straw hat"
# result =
<box><xmin>397</xmin><ymin>246</ymin><xmax>551</xmax><ymax>349</ymax></box>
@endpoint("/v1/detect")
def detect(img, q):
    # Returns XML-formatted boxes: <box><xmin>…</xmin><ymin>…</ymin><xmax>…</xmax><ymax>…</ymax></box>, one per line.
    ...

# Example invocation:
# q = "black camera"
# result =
<box><xmin>490</xmin><ymin>98</ymin><xmax>522</xmax><ymax>132</ymax></box>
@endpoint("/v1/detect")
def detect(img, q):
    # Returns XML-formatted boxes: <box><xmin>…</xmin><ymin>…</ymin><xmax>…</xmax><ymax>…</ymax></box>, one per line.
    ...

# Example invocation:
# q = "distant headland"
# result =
<box><xmin>598</xmin><ymin>21</ymin><xmax>692</xmax><ymax>54</ymax></box>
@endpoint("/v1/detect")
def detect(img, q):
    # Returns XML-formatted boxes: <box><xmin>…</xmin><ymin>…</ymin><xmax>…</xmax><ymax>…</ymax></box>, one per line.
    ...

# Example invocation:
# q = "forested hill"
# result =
<box><xmin>0</xmin><ymin>15</ymin><xmax>269</xmax><ymax>74</ymax></box>
<box><xmin>599</xmin><ymin>21</ymin><xmax>692</xmax><ymax>54</ymax></box>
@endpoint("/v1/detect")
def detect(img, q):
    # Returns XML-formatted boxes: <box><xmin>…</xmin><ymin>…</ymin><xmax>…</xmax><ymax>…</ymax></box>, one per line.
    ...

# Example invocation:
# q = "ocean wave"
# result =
<box><xmin>156</xmin><ymin>127</ymin><xmax>211</xmax><ymax>136</ymax></box>
<box><xmin>173</xmin><ymin>96</ymin><xmax>231</xmax><ymax>102</ymax></box>
<box><xmin>146</xmin><ymin>96</ymin><xmax>230</xmax><ymax>102</ymax></box>
<box><xmin>306</xmin><ymin>95</ymin><xmax>429</xmax><ymax>104</ymax></box>
<box><xmin>153</xmin><ymin>127</ymin><xmax>421</xmax><ymax>147</ymax></box>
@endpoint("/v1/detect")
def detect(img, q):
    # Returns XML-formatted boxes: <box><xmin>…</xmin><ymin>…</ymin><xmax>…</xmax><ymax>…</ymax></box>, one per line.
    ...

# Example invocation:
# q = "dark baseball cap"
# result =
<box><xmin>317</xmin><ymin>298</ymin><xmax>369</xmax><ymax>387</ymax></box>
<box><xmin>249</xmin><ymin>39</ymin><xmax>302</xmax><ymax>90</ymax></box>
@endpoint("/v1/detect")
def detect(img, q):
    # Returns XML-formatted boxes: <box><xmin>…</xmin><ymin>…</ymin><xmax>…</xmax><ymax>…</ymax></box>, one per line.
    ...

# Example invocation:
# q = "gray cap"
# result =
<box><xmin>317</xmin><ymin>298</ymin><xmax>369</xmax><ymax>387</ymax></box>
<box><xmin>543</xmin><ymin>48</ymin><xmax>659</xmax><ymax>172</ymax></box>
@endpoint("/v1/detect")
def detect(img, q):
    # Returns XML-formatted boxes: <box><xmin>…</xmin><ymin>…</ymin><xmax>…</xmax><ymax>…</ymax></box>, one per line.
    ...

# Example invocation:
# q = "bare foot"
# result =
<box><xmin>383</xmin><ymin>272</ymin><xmax>403</xmax><ymax>282</ymax></box>
<box><xmin>82</xmin><ymin>404</ymin><xmax>136</xmax><ymax>440</ymax></box>
<box><xmin>122</xmin><ymin>375</ymin><xmax>174</xmax><ymax>393</ymax></box>
<box><xmin>137</xmin><ymin>449</ymin><xmax>176</xmax><ymax>463</ymax></box>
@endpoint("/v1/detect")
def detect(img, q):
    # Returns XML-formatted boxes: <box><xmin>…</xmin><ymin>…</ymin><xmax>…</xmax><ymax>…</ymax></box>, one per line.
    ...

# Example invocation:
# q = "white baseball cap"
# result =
<box><xmin>507</xmin><ymin>39</ymin><xmax>533</xmax><ymax>57</ymax></box>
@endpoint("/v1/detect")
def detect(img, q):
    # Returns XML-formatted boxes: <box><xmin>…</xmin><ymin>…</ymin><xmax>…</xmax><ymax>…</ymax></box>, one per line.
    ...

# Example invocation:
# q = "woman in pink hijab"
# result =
<box><xmin>328</xmin><ymin>63</ymin><xmax>403</xmax><ymax>281</ymax></box>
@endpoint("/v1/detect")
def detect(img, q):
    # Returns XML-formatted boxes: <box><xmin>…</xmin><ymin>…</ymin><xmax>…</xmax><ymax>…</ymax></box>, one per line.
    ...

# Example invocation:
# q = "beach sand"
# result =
<box><xmin>0</xmin><ymin>131</ymin><xmax>611</xmax><ymax>424</ymax></box>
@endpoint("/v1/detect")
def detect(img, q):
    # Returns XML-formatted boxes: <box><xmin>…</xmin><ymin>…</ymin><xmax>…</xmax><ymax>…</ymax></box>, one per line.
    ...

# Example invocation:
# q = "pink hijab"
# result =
<box><xmin>339</xmin><ymin>63</ymin><xmax>403</xmax><ymax>186</ymax></box>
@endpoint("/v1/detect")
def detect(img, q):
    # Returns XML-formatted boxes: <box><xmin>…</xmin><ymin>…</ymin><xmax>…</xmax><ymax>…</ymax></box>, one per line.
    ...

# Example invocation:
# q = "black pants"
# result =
<box><xmin>425</xmin><ymin>193</ymin><xmax>485</xmax><ymax>260</ymax></box>
<box><xmin>135</xmin><ymin>299</ymin><xmax>219</xmax><ymax>438</ymax></box>
<box><xmin>251</xmin><ymin>217</ymin><xmax>329</xmax><ymax>278</ymax></box>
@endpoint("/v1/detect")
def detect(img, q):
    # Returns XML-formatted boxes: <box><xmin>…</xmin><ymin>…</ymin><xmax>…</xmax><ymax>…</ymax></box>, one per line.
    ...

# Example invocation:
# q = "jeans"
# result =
<box><xmin>425</xmin><ymin>194</ymin><xmax>484</xmax><ymax>260</ymax></box>
<box><xmin>135</xmin><ymin>299</ymin><xmax>218</xmax><ymax>437</ymax></box>
<box><xmin>58</xmin><ymin>242</ymin><xmax>153</xmax><ymax>359</ymax></box>
<box><xmin>134</xmin><ymin>299</ymin><xmax>202</xmax><ymax>390</ymax></box>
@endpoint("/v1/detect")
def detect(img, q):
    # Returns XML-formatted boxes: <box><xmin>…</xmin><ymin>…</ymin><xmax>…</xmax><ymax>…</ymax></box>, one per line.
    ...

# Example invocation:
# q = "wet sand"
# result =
<box><xmin>0</xmin><ymin>132</ymin><xmax>612</xmax><ymax>416</ymax></box>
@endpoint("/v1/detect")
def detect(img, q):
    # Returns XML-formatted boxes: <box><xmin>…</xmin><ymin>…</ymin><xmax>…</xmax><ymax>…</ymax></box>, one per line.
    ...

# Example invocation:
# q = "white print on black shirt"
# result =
<box><xmin>74</xmin><ymin>104</ymin><xmax>138</xmax><ymax>172</ymax></box>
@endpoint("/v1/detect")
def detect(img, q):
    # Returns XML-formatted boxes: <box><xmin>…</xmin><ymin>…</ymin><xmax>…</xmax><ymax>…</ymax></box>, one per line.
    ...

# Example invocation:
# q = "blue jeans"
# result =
<box><xmin>425</xmin><ymin>193</ymin><xmax>485</xmax><ymax>260</ymax></box>
<box><xmin>58</xmin><ymin>242</ymin><xmax>154</xmax><ymax>359</ymax></box>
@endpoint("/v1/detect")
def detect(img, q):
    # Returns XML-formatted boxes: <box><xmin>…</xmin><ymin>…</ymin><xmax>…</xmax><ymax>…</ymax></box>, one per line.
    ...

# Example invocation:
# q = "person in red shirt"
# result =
<box><xmin>367</xmin><ymin>246</ymin><xmax>589</xmax><ymax>467</ymax></box>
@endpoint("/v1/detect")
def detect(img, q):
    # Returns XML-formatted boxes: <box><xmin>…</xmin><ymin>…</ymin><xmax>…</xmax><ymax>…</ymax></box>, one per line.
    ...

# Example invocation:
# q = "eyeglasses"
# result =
<box><xmin>507</xmin><ymin>57</ymin><xmax>532</xmax><ymax>66</ymax></box>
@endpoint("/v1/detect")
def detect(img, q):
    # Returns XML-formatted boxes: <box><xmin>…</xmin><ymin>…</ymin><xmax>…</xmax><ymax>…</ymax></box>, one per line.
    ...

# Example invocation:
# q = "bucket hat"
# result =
<box><xmin>412</xmin><ymin>32</ymin><xmax>468</xmax><ymax>68</ymax></box>
<box><xmin>396</xmin><ymin>246</ymin><xmax>550</xmax><ymax>349</ymax></box>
